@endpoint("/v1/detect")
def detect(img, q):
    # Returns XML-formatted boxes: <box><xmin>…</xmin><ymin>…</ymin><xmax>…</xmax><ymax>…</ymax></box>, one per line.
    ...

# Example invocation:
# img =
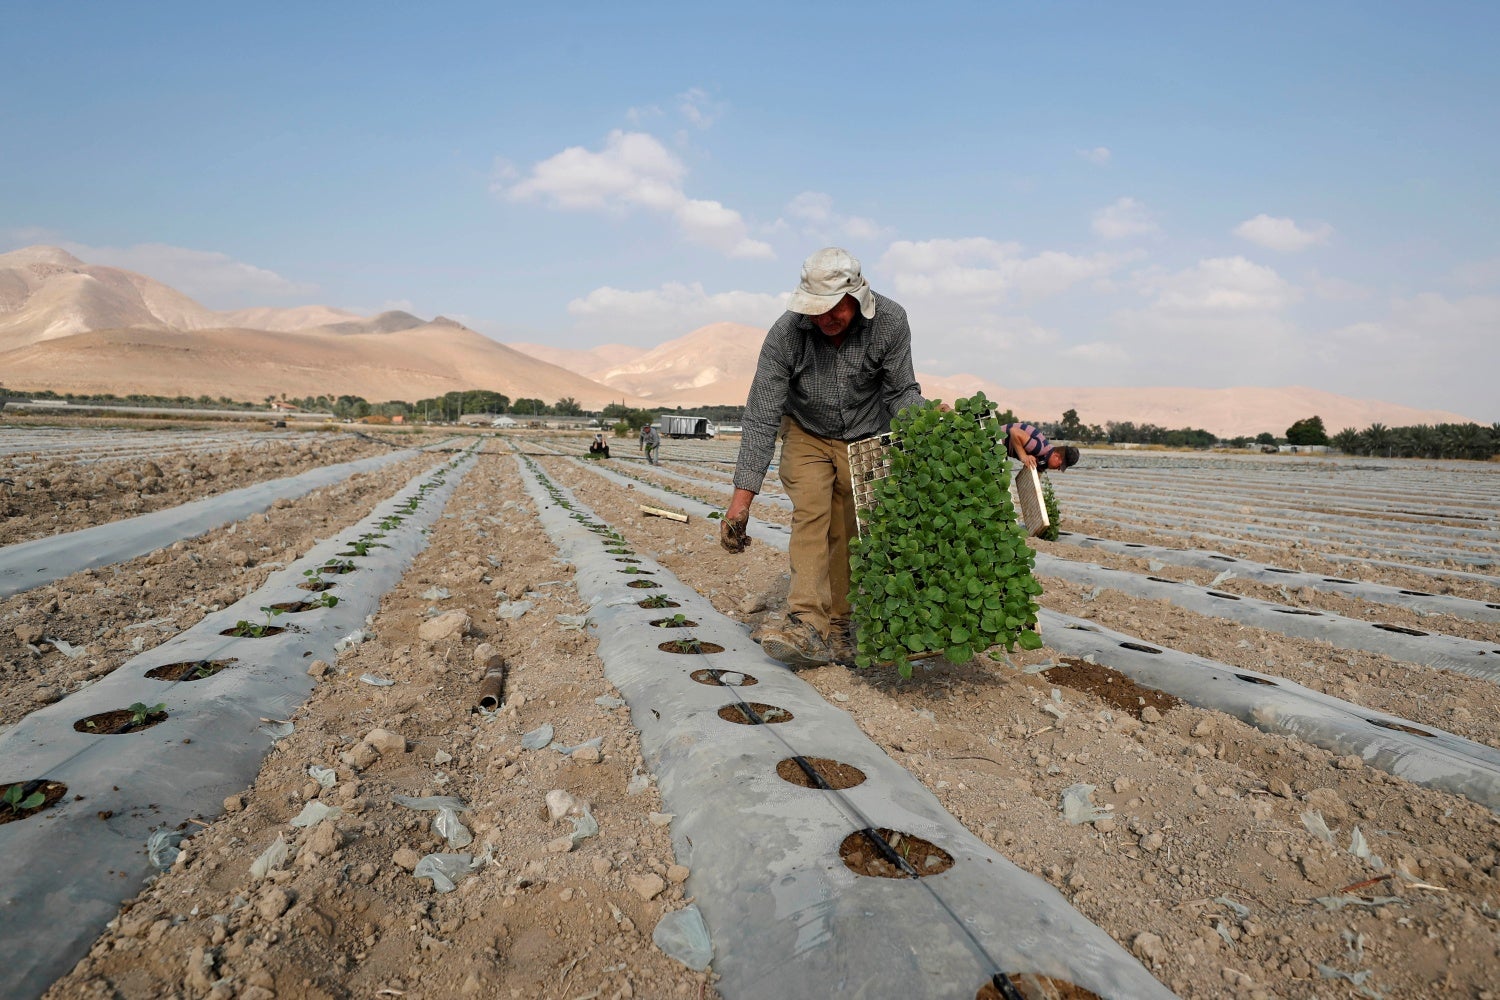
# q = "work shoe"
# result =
<box><xmin>827</xmin><ymin>618</ymin><xmax>857</xmax><ymax>666</ymax></box>
<box><xmin>760</xmin><ymin>614</ymin><xmax>831</xmax><ymax>670</ymax></box>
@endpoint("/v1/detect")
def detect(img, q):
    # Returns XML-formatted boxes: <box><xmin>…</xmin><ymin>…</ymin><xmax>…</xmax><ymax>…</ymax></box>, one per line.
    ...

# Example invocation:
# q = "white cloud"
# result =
<box><xmin>778</xmin><ymin>191</ymin><xmax>895</xmax><ymax>246</ymax></box>
<box><xmin>677</xmin><ymin>88</ymin><xmax>723</xmax><ymax>129</ymax></box>
<box><xmin>625</xmin><ymin>104</ymin><xmax>664</xmax><ymax>125</ymax></box>
<box><xmin>878</xmin><ymin>238</ymin><xmax>1129</xmax><ymax>301</ymax></box>
<box><xmin>60</xmin><ymin>241</ymin><xmax>316</xmax><ymax>306</ymax></box>
<box><xmin>496</xmin><ymin>130</ymin><xmax>771</xmax><ymax>258</ymax></box>
<box><xmin>566</xmin><ymin>281</ymin><xmax>787</xmax><ymax>335</ymax></box>
<box><xmin>1233</xmin><ymin>214</ymin><xmax>1333</xmax><ymax>252</ymax></box>
<box><xmin>1078</xmin><ymin>146</ymin><xmax>1112</xmax><ymax>166</ymax></box>
<box><xmin>1137</xmin><ymin>256</ymin><xmax>1298</xmax><ymax>312</ymax></box>
<box><xmin>1062</xmin><ymin>341</ymin><xmax>1130</xmax><ymax>365</ymax></box>
<box><xmin>1092</xmin><ymin>197</ymin><xmax>1158</xmax><ymax>240</ymax></box>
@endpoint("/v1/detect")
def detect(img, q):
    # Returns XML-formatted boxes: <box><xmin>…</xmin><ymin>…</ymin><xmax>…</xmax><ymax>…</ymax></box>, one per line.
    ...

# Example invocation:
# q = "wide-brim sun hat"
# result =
<box><xmin>787</xmin><ymin>247</ymin><xmax>876</xmax><ymax>319</ymax></box>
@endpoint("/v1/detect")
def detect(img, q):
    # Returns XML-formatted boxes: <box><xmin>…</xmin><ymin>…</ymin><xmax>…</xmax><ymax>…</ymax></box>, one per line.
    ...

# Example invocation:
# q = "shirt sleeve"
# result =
<box><xmin>878</xmin><ymin>303</ymin><xmax>926</xmax><ymax>418</ymax></box>
<box><xmin>734</xmin><ymin>320</ymin><xmax>795</xmax><ymax>493</ymax></box>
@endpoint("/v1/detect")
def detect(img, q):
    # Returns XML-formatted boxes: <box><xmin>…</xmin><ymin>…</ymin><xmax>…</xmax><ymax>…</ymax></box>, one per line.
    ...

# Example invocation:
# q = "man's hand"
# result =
<box><xmin>720</xmin><ymin>513</ymin><xmax>751</xmax><ymax>553</ymax></box>
<box><xmin>721</xmin><ymin>487</ymin><xmax>756</xmax><ymax>554</ymax></box>
<box><xmin>1018</xmin><ymin>452</ymin><xmax>1038</xmax><ymax>471</ymax></box>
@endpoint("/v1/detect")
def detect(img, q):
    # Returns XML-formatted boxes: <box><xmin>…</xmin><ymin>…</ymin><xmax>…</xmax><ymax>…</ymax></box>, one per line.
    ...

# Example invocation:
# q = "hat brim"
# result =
<box><xmin>786</xmin><ymin>281</ymin><xmax>876</xmax><ymax>319</ymax></box>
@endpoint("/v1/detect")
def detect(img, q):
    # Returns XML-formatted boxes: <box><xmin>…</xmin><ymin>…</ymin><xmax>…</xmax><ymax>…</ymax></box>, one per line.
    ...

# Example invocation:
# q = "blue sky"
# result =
<box><xmin>3</xmin><ymin>1</ymin><xmax>1497</xmax><ymax>420</ymax></box>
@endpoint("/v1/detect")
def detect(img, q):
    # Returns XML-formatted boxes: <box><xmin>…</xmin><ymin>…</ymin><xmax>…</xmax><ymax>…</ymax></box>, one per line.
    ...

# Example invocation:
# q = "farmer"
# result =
<box><xmin>1001</xmin><ymin>421</ymin><xmax>1080</xmax><ymax>472</ymax></box>
<box><xmin>721</xmin><ymin>247</ymin><xmax>929</xmax><ymax>669</ymax></box>
<box><xmin>640</xmin><ymin>424</ymin><xmax>661</xmax><ymax>466</ymax></box>
<box><xmin>588</xmin><ymin>433</ymin><xmax>610</xmax><ymax>459</ymax></box>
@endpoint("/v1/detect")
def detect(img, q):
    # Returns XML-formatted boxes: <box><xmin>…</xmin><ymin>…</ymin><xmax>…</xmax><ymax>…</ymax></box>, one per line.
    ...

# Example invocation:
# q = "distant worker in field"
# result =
<box><xmin>640</xmin><ymin>424</ymin><xmax>661</xmax><ymax>466</ymax></box>
<box><xmin>589</xmin><ymin>433</ymin><xmax>610</xmax><ymax>459</ymax></box>
<box><xmin>1001</xmin><ymin>421</ymin><xmax>1080</xmax><ymax>473</ymax></box>
<box><xmin>721</xmin><ymin>247</ymin><xmax>929</xmax><ymax>669</ymax></box>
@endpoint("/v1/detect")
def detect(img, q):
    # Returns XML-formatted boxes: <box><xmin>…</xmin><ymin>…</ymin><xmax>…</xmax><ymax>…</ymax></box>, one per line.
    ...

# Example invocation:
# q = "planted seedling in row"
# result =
<box><xmin>638</xmin><ymin>595</ymin><xmax>677</xmax><ymax>609</ymax></box>
<box><xmin>227</xmin><ymin>605</ymin><xmax>286</xmax><ymax>638</ymax></box>
<box><xmin>128</xmin><ymin>702</ymin><xmax>166</xmax><ymax>725</ymax></box>
<box><xmin>311</xmin><ymin>592</ymin><xmax>339</xmax><ymax>609</ymax></box>
<box><xmin>850</xmin><ymin>392</ymin><xmax>1044</xmax><ymax>677</ymax></box>
<box><xmin>1040</xmin><ymin>474</ymin><xmax>1061</xmax><ymax>542</ymax></box>
<box><xmin>652</xmin><ymin>613</ymin><xmax>692</xmax><ymax>628</ymax></box>
<box><xmin>1</xmin><ymin>783</ymin><xmax>44</xmax><ymax>814</ymax></box>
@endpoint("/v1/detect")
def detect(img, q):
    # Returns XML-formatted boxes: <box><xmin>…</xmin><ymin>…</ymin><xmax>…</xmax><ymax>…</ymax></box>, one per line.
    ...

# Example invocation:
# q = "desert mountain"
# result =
<box><xmin>509</xmin><ymin>322</ymin><xmax>1482</xmax><ymax>438</ymax></box>
<box><xmin>505</xmin><ymin>342</ymin><xmax>647</xmax><ymax>380</ymax></box>
<box><xmin>0</xmin><ymin>246</ymin><xmax>648</xmax><ymax>410</ymax></box>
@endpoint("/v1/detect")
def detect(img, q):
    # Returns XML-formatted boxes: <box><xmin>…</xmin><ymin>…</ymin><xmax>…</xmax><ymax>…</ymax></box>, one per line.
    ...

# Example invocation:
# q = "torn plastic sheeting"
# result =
<box><xmin>516</xmin><ymin>456</ymin><xmax>1175</xmax><ymax>1000</ymax></box>
<box><xmin>413</xmin><ymin>852</ymin><xmax>483</xmax><ymax>893</ymax></box>
<box><xmin>1052</xmin><ymin>533</ymin><xmax>1500</xmax><ymax>625</ymax></box>
<box><xmin>250</xmin><ymin>834</ymin><xmax>290</xmax><ymax>880</ymax></box>
<box><xmin>496</xmin><ymin>600</ymin><xmax>533</xmax><ymax>620</ymax></box>
<box><xmin>551</xmin><ymin>735</ymin><xmax>603</xmax><ymax>755</ymax></box>
<box><xmin>393</xmin><ymin>794</ymin><xmax>469</xmax><ymax>812</ymax></box>
<box><xmin>0</xmin><ymin>451</ymin><xmax>477</xmax><ymax>1000</ymax></box>
<box><xmin>359</xmin><ymin>674</ymin><xmax>395</xmax><ymax>686</ymax></box>
<box><xmin>1037</xmin><ymin>609</ymin><xmax>1500</xmax><ymax>812</ymax></box>
<box><xmin>520</xmin><ymin>724</ymin><xmax>554</xmax><ymax>750</ymax></box>
<box><xmin>289</xmin><ymin>801</ymin><xmax>342</xmax><ymax>827</ymax></box>
<box><xmin>1059</xmin><ymin>784</ymin><xmax>1112</xmax><ymax>826</ymax></box>
<box><xmin>146</xmin><ymin>829</ymin><xmax>186</xmax><ymax>870</ymax></box>
<box><xmin>0</xmin><ymin>449</ymin><xmax>418</xmax><ymax>599</ymax></box>
<box><xmin>1033</xmin><ymin>556</ymin><xmax>1500</xmax><ymax>683</ymax></box>
<box><xmin>654</xmin><ymin>905</ymin><xmax>713</xmax><ymax>972</ymax></box>
<box><xmin>308</xmin><ymin>765</ymin><xmax>337</xmax><ymax>788</ymax></box>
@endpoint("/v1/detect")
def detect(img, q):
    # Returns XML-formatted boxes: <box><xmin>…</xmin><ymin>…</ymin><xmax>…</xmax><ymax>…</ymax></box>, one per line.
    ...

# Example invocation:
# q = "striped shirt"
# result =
<box><xmin>1000</xmin><ymin>422</ymin><xmax>1054</xmax><ymax>465</ymax></box>
<box><xmin>733</xmin><ymin>290</ymin><xmax>925</xmax><ymax>493</ymax></box>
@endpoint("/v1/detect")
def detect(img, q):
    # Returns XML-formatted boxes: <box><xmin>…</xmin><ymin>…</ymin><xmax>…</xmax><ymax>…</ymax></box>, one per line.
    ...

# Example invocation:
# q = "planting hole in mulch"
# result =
<box><xmin>219</xmin><ymin>625</ymin><xmax>287</xmax><ymax>639</ymax></box>
<box><xmin>0</xmin><ymin>779</ymin><xmax>68</xmax><ymax>825</ymax></box>
<box><xmin>776</xmin><ymin>756</ymin><xmax>866</xmax><ymax>789</ymax></box>
<box><xmin>1208</xmin><ymin>555</ymin><xmax>1237</xmax><ymax>562</ymax></box>
<box><xmin>615</xmin><ymin>557</ymin><xmax>643</xmax><ymax>564</ymax></box>
<box><xmin>74</xmin><ymin>707</ymin><xmax>169</xmax><ymax>735</ymax></box>
<box><xmin>1123</xmin><ymin>543</ymin><xmax>1145</xmax><ymax>548</ymax></box>
<box><xmin>839</xmin><ymin>828</ymin><xmax>953</xmax><ymax>878</ymax></box>
<box><xmin>605</xmin><ymin>548</ymin><xmax>634</xmax><ymax>555</ymax></box>
<box><xmin>145</xmin><ymin>658</ymin><xmax>237</xmax><ymax>682</ymax></box>
<box><xmin>1043</xmin><ymin>657</ymin><xmax>1181</xmax><ymax>719</ymax></box>
<box><xmin>658</xmin><ymin>638</ymin><xmax>724</xmax><ymax>655</ymax></box>
<box><xmin>1370</xmin><ymin>718</ymin><xmax>1436</xmax><ymax>738</ymax></box>
<box><xmin>1399</xmin><ymin>589</ymin><xmax>1435</xmax><ymax>597</ymax></box>
<box><xmin>636</xmin><ymin>597</ymin><xmax>680</xmax><ymax>609</ymax></box>
<box><xmin>1273</xmin><ymin>607</ymin><xmax>1322</xmax><ymax>616</ymax></box>
<box><xmin>298</xmin><ymin>579</ymin><xmax>337</xmax><ymax>592</ymax></box>
<box><xmin>627</xmin><ymin>580</ymin><xmax>660</xmax><ymax>589</ymax></box>
<box><xmin>1118</xmin><ymin>641</ymin><xmax>1162</xmax><ymax>654</ymax></box>
<box><xmin>1207</xmin><ymin>591</ymin><xmax>1241</xmax><ymax>600</ymax></box>
<box><xmin>1265</xmin><ymin>567</ymin><xmax>1295</xmax><ymax>574</ymax></box>
<box><xmin>267</xmin><ymin>600</ymin><xmax>317</xmax><ymax>614</ymax></box>
<box><xmin>717</xmin><ymin>702</ymin><xmax>794</xmax><ymax>725</ymax></box>
<box><xmin>1236</xmin><ymin>674</ymin><xmax>1279</xmax><ymax>686</ymax></box>
<box><xmin>690</xmin><ymin>668</ymin><xmax>758</xmax><ymax>687</ymax></box>
<box><xmin>976</xmin><ymin>973</ymin><xmax>1103</xmax><ymax>1000</ymax></box>
<box><xmin>650</xmin><ymin>617</ymin><xmax>699</xmax><ymax>628</ymax></box>
<box><xmin>1146</xmin><ymin>576</ymin><xmax>1176</xmax><ymax>584</ymax></box>
<box><xmin>1324</xmin><ymin>577</ymin><xmax>1359</xmax><ymax>584</ymax></box>
<box><xmin>1373</xmin><ymin>623</ymin><xmax>1428</xmax><ymax>636</ymax></box>
<box><xmin>320</xmin><ymin>562</ymin><xmax>357</xmax><ymax>575</ymax></box>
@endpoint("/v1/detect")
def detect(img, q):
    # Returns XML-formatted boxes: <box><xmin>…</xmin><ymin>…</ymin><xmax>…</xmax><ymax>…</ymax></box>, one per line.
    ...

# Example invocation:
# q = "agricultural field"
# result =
<box><xmin>3</xmin><ymin>426</ymin><xmax>1498</xmax><ymax>999</ymax></box>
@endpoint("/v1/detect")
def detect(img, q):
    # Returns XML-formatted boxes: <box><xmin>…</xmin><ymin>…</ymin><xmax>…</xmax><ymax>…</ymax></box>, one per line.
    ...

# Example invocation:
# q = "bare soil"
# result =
<box><xmin>10</xmin><ymin>440</ymin><xmax>1500</xmax><ymax>1000</ymax></box>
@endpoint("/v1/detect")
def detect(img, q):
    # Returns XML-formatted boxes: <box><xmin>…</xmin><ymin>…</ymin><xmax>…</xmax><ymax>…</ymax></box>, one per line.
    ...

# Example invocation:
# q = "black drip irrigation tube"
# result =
<box><xmin>0</xmin><ymin>446</ymin><xmax>481</xmax><ymax>1000</ymax></box>
<box><xmin>516</xmin><ymin>454</ymin><xmax>1175</xmax><ymax>1000</ymax></box>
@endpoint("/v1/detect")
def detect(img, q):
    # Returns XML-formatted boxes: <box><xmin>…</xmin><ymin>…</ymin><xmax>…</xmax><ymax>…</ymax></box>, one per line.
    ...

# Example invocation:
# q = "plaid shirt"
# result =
<box><xmin>733</xmin><ymin>290</ymin><xmax>925</xmax><ymax>493</ymax></box>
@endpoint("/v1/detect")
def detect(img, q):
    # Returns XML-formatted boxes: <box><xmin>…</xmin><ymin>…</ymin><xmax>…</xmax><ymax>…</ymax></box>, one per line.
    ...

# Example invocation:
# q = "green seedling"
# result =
<box><xmin>312</xmin><ymin>592</ymin><xmax>339</xmax><ymax>609</ymax></box>
<box><xmin>707</xmin><ymin>511</ymin><xmax>723</xmax><ymax>520</ymax></box>
<box><xmin>1040</xmin><ymin>474</ymin><xmax>1061</xmax><ymax>542</ymax></box>
<box><xmin>850</xmin><ymin>392</ymin><xmax>1044</xmax><ymax>677</ymax></box>
<box><xmin>127</xmin><ymin>702</ymin><xmax>166</xmax><ymax>726</ymax></box>
<box><xmin>189</xmin><ymin>663</ymin><xmax>217</xmax><ymax>681</ymax></box>
<box><xmin>667</xmin><ymin>638</ymin><xmax>704</xmax><ymax>654</ymax></box>
<box><xmin>638</xmin><ymin>595</ymin><xmax>675</xmax><ymax>609</ymax></box>
<box><xmin>344</xmin><ymin>540</ymin><xmax>374</xmax><ymax>556</ymax></box>
<box><xmin>621</xmin><ymin>566</ymin><xmax>650</xmax><ymax>575</ymax></box>
<box><xmin>228</xmin><ymin>605</ymin><xmax>286</xmax><ymax>638</ymax></box>
<box><xmin>321</xmin><ymin>558</ymin><xmax>356</xmax><ymax>574</ymax></box>
<box><xmin>1</xmin><ymin>783</ymin><xmax>45</xmax><ymax>813</ymax></box>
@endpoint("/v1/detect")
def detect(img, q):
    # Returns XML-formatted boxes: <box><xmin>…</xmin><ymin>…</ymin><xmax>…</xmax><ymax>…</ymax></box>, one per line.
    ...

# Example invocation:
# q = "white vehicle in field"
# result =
<box><xmin>658</xmin><ymin>414</ymin><xmax>716</xmax><ymax>439</ymax></box>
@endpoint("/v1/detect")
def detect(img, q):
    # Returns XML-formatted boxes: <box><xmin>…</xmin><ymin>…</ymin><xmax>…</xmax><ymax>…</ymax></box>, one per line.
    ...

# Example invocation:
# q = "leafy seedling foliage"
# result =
<box><xmin>1</xmin><ymin>783</ymin><xmax>44</xmax><ymax>813</ymax></box>
<box><xmin>228</xmin><ymin>605</ymin><xmax>286</xmax><ymax>638</ymax></box>
<box><xmin>1040</xmin><ymin>474</ymin><xmax>1061</xmax><ymax>542</ymax></box>
<box><xmin>128</xmin><ymin>702</ymin><xmax>166</xmax><ymax>725</ymax></box>
<box><xmin>312</xmin><ymin>592</ymin><xmax>339</xmax><ymax>609</ymax></box>
<box><xmin>849</xmin><ymin>393</ymin><xmax>1044</xmax><ymax>677</ymax></box>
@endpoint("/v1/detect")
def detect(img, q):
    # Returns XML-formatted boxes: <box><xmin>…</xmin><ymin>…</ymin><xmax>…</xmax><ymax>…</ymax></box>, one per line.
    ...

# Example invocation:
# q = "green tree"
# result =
<box><xmin>1056</xmin><ymin>408</ymin><xmax>1086</xmax><ymax>440</ymax></box>
<box><xmin>553</xmin><ymin>396</ymin><xmax>583</xmax><ymax>416</ymax></box>
<box><xmin>513</xmin><ymin>397</ymin><xmax>549</xmax><ymax>416</ymax></box>
<box><xmin>1255</xmin><ymin>432</ymin><xmax>1277</xmax><ymax>446</ymax></box>
<box><xmin>1285</xmin><ymin>415</ymin><xmax>1329</xmax><ymax>446</ymax></box>
<box><xmin>1331</xmin><ymin>428</ymin><xmax>1360</xmax><ymax>453</ymax></box>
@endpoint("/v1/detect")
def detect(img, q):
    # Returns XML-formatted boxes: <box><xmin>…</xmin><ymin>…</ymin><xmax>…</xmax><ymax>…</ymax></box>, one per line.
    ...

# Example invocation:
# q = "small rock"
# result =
<box><xmin>1112</xmin><ymin>776</ymin><xmax>1132</xmax><ymax>794</ymax></box>
<box><xmin>393</xmin><ymin>848</ymin><xmax>422</xmax><ymax>872</ymax></box>
<box><xmin>1270</xmin><ymin>779</ymin><xmax>1294</xmax><ymax>799</ymax></box>
<box><xmin>571</xmin><ymin>744</ymin><xmax>601</xmax><ymax>765</ymax></box>
<box><xmin>647</xmin><ymin>812</ymin><xmax>674</xmax><ymax>828</ymax></box>
<box><xmin>418</xmin><ymin>610</ymin><xmax>471</xmax><ymax>642</ymax></box>
<box><xmin>627</xmin><ymin>873</ymin><xmax>665</xmax><ymax>900</ymax></box>
<box><xmin>258</xmin><ymin>887</ymin><xmax>295</xmax><ymax>920</ymax></box>
<box><xmin>223</xmin><ymin>794</ymin><xmax>246</xmax><ymax>814</ymax></box>
<box><xmin>546</xmin><ymin>835</ymin><xmax>576</xmax><ymax>854</ymax></box>
<box><xmin>363</xmin><ymin>728</ymin><xmax>406</xmax><ymax>754</ymax></box>
<box><xmin>1190</xmin><ymin>719</ymin><xmax>1215</xmax><ymax>738</ymax></box>
<box><xmin>305</xmin><ymin>821</ymin><xmax>343</xmax><ymax>857</ymax></box>
<box><xmin>307</xmin><ymin>659</ymin><xmax>331</xmax><ymax>678</ymax></box>
<box><xmin>460</xmin><ymin>973</ymin><xmax>482</xmax><ymax>995</ymax></box>
<box><xmin>591</xmin><ymin>856</ymin><xmax>613</xmax><ymax>877</ymax></box>
<box><xmin>15</xmin><ymin>624</ymin><xmax>44</xmax><ymax>646</ymax></box>
<box><xmin>666</xmin><ymin>864</ymin><xmax>690</xmax><ymax>884</ymax></box>
<box><xmin>472</xmin><ymin>642</ymin><xmax>503</xmax><ymax>670</ymax></box>
<box><xmin>1132</xmin><ymin>931</ymin><xmax>1165</xmax><ymax>965</ymax></box>
<box><xmin>738</xmin><ymin>594</ymin><xmax>768</xmax><ymax>615</ymax></box>
<box><xmin>1334</xmin><ymin>754</ymin><xmax>1363</xmax><ymax>771</ymax></box>
<box><xmin>1140</xmin><ymin>706</ymin><xmax>1162</xmax><ymax>724</ymax></box>
<box><xmin>1140</xmin><ymin>832</ymin><xmax>1164</xmax><ymax>852</ymax></box>
<box><xmin>341</xmin><ymin>743</ymin><xmax>380</xmax><ymax>770</ymax></box>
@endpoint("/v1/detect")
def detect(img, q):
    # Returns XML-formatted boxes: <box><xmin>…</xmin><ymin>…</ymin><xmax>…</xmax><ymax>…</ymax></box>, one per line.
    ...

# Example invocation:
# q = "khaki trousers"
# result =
<box><xmin>778</xmin><ymin>421</ymin><xmax>857</xmax><ymax>638</ymax></box>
